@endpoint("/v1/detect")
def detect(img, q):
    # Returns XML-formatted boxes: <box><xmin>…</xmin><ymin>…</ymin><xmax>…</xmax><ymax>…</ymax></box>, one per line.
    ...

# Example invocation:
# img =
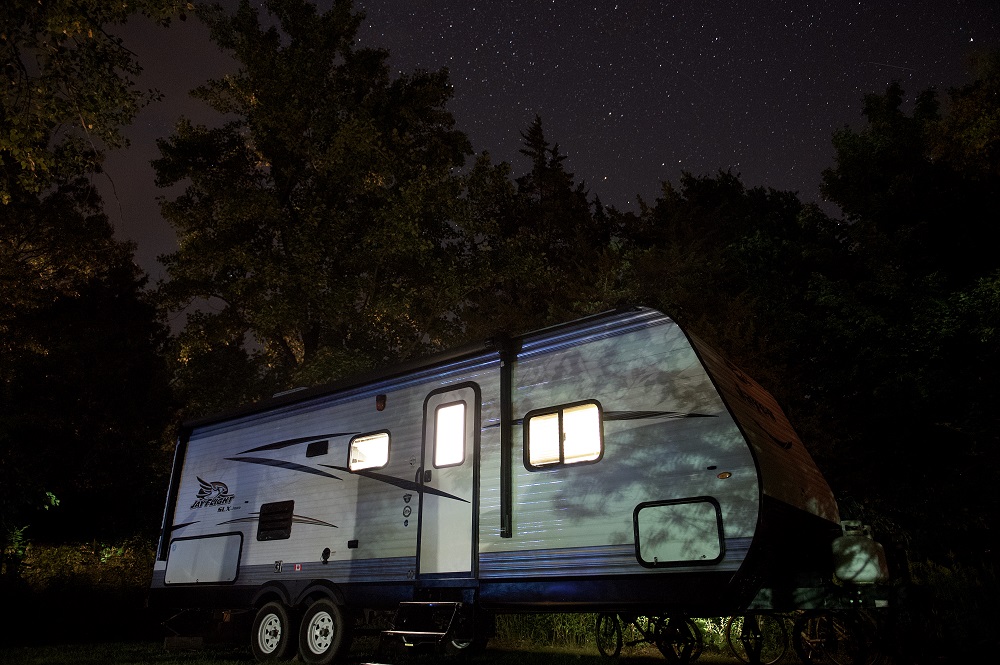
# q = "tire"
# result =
<box><xmin>251</xmin><ymin>601</ymin><xmax>296</xmax><ymax>661</ymax></box>
<box><xmin>445</xmin><ymin>634</ymin><xmax>490</xmax><ymax>655</ymax></box>
<box><xmin>298</xmin><ymin>598</ymin><xmax>351</xmax><ymax>665</ymax></box>
<box><xmin>725</xmin><ymin>613</ymin><xmax>788</xmax><ymax>665</ymax></box>
<box><xmin>792</xmin><ymin>611</ymin><xmax>866</xmax><ymax>665</ymax></box>
<box><xmin>596</xmin><ymin>613</ymin><xmax>623</xmax><ymax>658</ymax></box>
<box><xmin>444</xmin><ymin>606</ymin><xmax>491</xmax><ymax>655</ymax></box>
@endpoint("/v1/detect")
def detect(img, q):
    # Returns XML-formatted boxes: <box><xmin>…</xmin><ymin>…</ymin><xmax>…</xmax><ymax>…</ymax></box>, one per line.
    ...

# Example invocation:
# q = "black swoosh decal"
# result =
<box><xmin>238</xmin><ymin>433</ymin><xmax>357</xmax><ymax>453</ymax></box>
<box><xmin>218</xmin><ymin>513</ymin><xmax>338</xmax><ymax>528</ymax></box>
<box><xmin>226</xmin><ymin>456</ymin><xmax>342</xmax><ymax>479</ymax></box>
<box><xmin>604</xmin><ymin>410</ymin><xmax>716</xmax><ymax>420</ymax></box>
<box><xmin>320</xmin><ymin>465</ymin><xmax>470</xmax><ymax>503</ymax></box>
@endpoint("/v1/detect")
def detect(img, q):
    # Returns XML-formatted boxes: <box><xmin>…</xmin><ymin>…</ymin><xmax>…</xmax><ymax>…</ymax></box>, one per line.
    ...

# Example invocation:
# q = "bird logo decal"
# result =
<box><xmin>191</xmin><ymin>476</ymin><xmax>236</xmax><ymax>509</ymax></box>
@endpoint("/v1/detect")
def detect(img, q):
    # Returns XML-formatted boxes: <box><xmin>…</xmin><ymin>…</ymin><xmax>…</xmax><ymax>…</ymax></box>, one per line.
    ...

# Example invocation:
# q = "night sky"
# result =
<box><xmin>103</xmin><ymin>1</ymin><xmax>1000</xmax><ymax>279</ymax></box>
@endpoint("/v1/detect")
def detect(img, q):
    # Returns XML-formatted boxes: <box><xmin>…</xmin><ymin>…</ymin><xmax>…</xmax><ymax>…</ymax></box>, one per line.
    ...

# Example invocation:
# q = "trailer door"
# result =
<box><xmin>418</xmin><ymin>384</ymin><xmax>478</xmax><ymax>576</ymax></box>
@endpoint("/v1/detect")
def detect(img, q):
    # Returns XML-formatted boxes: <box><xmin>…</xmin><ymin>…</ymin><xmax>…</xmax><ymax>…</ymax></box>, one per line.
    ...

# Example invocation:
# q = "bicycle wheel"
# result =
<box><xmin>596</xmin><ymin>613</ymin><xmax>623</xmax><ymax>658</ymax></box>
<box><xmin>685</xmin><ymin>618</ymin><xmax>704</xmax><ymax>661</ymax></box>
<box><xmin>792</xmin><ymin>611</ymin><xmax>867</xmax><ymax>665</ymax></box>
<box><xmin>653</xmin><ymin>616</ymin><xmax>702</xmax><ymax>664</ymax></box>
<box><xmin>725</xmin><ymin>613</ymin><xmax>788</xmax><ymax>665</ymax></box>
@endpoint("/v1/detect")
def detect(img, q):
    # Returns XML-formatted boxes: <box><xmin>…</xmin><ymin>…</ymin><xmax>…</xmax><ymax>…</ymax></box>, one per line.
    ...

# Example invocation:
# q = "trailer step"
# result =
<box><xmin>382</xmin><ymin>601</ymin><xmax>464</xmax><ymax>647</ymax></box>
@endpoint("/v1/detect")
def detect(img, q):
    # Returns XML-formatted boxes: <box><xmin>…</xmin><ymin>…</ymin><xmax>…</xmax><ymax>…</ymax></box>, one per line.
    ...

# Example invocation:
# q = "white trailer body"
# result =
<box><xmin>149</xmin><ymin>307</ymin><xmax>848</xmax><ymax>639</ymax></box>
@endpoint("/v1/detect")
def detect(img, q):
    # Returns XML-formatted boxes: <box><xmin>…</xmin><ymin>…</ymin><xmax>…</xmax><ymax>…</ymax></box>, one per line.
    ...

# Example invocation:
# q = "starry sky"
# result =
<box><xmin>104</xmin><ymin>0</ymin><xmax>999</xmax><ymax>279</ymax></box>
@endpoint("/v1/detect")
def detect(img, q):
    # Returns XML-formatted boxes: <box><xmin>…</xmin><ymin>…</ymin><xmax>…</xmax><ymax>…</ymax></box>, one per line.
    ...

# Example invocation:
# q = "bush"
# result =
<box><xmin>19</xmin><ymin>537</ymin><xmax>155</xmax><ymax>593</ymax></box>
<box><xmin>3</xmin><ymin>537</ymin><xmax>161</xmax><ymax>645</ymax></box>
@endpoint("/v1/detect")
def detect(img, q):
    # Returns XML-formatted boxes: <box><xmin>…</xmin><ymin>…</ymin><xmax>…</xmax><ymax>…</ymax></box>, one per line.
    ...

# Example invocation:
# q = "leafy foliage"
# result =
<box><xmin>2</xmin><ymin>2</ymin><xmax>182</xmax><ymax>550</ymax></box>
<box><xmin>154</xmin><ymin>0</ymin><xmax>473</xmax><ymax>412</ymax></box>
<box><xmin>1</xmin><ymin>183</ymin><xmax>173</xmax><ymax>544</ymax></box>
<box><xmin>812</xmin><ymin>68</ymin><xmax>1000</xmax><ymax>556</ymax></box>
<box><xmin>0</xmin><ymin>0</ymin><xmax>190</xmax><ymax>201</ymax></box>
<box><xmin>455</xmin><ymin>117</ymin><xmax>627</xmax><ymax>340</ymax></box>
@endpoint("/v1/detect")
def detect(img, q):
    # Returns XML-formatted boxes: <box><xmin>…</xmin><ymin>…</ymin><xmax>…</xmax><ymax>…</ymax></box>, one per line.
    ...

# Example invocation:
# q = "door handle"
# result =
<box><xmin>424</xmin><ymin>470</ymin><xmax>432</xmax><ymax>482</ymax></box>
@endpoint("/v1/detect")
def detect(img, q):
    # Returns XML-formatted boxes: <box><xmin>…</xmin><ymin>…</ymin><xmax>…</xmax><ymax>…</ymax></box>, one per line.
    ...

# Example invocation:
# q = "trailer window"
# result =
<box><xmin>349</xmin><ymin>432</ymin><xmax>390</xmax><ymax>471</ymax></box>
<box><xmin>434</xmin><ymin>401</ymin><xmax>466</xmax><ymax>467</ymax></box>
<box><xmin>525</xmin><ymin>401</ymin><xmax>603</xmax><ymax>469</ymax></box>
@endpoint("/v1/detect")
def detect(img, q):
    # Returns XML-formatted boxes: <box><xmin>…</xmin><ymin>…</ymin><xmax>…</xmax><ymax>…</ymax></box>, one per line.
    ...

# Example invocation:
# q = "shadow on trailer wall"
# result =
<box><xmin>147</xmin><ymin>307</ymin><xmax>891</xmax><ymax>664</ymax></box>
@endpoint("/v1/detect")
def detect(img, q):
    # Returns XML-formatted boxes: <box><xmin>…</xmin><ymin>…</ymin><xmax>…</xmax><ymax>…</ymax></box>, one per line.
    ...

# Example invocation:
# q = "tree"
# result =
<box><xmin>617</xmin><ymin>171</ymin><xmax>846</xmax><ymax>396</ymax></box>
<box><xmin>154</xmin><ymin>0</ymin><xmax>473</xmax><ymax>411</ymax></box>
<box><xmin>456</xmin><ymin>117</ymin><xmax>625</xmax><ymax>340</ymax></box>
<box><xmin>2</xmin><ymin>0</ymin><xmax>184</xmax><ymax>549</ymax></box>
<box><xmin>1</xmin><ymin>0</ymin><xmax>188</xmax><ymax>201</ymax></box>
<box><xmin>1</xmin><ymin>179</ymin><xmax>172</xmax><ymax>545</ymax></box>
<box><xmin>817</xmin><ymin>64</ymin><xmax>1000</xmax><ymax>560</ymax></box>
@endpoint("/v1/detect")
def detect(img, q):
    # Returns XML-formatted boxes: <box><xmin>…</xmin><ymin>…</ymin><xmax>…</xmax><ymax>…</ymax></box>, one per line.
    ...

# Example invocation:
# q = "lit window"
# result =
<box><xmin>526</xmin><ymin>401</ymin><xmax>603</xmax><ymax>469</ymax></box>
<box><xmin>434</xmin><ymin>402</ymin><xmax>466</xmax><ymax>467</ymax></box>
<box><xmin>349</xmin><ymin>432</ymin><xmax>389</xmax><ymax>470</ymax></box>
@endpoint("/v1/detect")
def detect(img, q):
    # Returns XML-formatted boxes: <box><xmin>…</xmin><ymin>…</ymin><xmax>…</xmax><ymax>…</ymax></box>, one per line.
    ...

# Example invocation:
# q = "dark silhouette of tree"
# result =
<box><xmin>1</xmin><ymin>0</ymin><xmax>186</xmax><ymax>201</ymax></box>
<box><xmin>154</xmin><ymin>0</ymin><xmax>473</xmax><ymax>412</ymax></box>
<box><xmin>815</xmin><ymin>66</ymin><xmax>1000</xmax><ymax>561</ymax></box>
<box><xmin>1</xmin><ymin>180</ymin><xmax>171</xmax><ymax>545</ymax></box>
<box><xmin>2</xmin><ymin>1</ymin><xmax>181</xmax><ymax>551</ymax></box>
<box><xmin>456</xmin><ymin>117</ymin><xmax>624</xmax><ymax>340</ymax></box>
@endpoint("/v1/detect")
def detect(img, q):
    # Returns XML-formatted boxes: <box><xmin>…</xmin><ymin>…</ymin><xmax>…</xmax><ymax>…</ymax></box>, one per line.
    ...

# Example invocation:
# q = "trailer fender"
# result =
<box><xmin>251</xmin><ymin>582</ymin><xmax>296</xmax><ymax>609</ymax></box>
<box><xmin>293</xmin><ymin>581</ymin><xmax>347</xmax><ymax>609</ymax></box>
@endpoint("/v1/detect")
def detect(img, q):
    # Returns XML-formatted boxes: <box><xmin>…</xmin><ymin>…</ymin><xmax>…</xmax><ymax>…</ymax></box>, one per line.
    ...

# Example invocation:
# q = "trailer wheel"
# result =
<box><xmin>298</xmin><ymin>598</ymin><xmax>351</xmax><ymax>664</ymax></box>
<box><xmin>445</xmin><ymin>634</ymin><xmax>489</xmax><ymax>655</ymax></box>
<box><xmin>251</xmin><ymin>602</ymin><xmax>296</xmax><ymax>661</ymax></box>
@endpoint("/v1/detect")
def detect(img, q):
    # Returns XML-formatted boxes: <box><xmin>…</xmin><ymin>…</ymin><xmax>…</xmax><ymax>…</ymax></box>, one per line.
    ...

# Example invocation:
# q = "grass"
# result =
<box><xmin>0</xmin><ymin>635</ymin><xmax>743</xmax><ymax>665</ymax></box>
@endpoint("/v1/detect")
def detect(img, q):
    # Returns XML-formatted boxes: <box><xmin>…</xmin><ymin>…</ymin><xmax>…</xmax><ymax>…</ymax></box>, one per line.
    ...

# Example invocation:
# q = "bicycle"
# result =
<box><xmin>791</xmin><ymin>610</ymin><xmax>868</xmax><ymax>665</ymax></box>
<box><xmin>595</xmin><ymin>613</ymin><xmax>703</xmax><ymax>663</ymax></box>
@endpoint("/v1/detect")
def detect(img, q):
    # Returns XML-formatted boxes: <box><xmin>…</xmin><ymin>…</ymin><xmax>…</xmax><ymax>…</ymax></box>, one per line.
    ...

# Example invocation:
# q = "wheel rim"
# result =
<box><xmin>306</xmin><ymin>610</ymin><xmax>335</xmax><ymax>655</ymax></box>
<box><xmin>257</xmin><ymin>612</ymin><xmax>282</xmax><ymax>654</ymax></box>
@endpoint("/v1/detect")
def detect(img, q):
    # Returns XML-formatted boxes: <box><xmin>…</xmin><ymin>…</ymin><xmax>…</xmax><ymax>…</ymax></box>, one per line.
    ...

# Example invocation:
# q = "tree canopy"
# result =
<box><xmin>1</xmin><ymin>0</ymin><xmax>180</xmax><ymax>547</ymax></box>
<box><xmin>1</xmin><ymin>0</ymin><xmax>189</xmax><ymax>202</ymax></box>
<box><xmin>154</xmin><ymin>0</ymin><xmax>473</xmax><ymax>412</ymax></box>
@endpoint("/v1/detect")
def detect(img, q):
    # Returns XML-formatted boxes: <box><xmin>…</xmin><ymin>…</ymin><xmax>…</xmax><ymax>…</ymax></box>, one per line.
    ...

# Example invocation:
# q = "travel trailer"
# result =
<box><xmin>149</xmin><ymin>306</ymin><xmax>886</xmax><ymax>664</ymax></box>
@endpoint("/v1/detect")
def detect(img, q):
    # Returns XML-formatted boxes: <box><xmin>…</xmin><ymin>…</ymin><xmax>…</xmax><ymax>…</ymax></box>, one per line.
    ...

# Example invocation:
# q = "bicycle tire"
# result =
<box><xmin>725</xmin><ymin>613</ymin><xmax>788</xmax><ymax>665</ymax></box>
<box><xmin>596</xmin><ymin>613</ymin><xmax>623</xmax><ymax>659</ymax></box>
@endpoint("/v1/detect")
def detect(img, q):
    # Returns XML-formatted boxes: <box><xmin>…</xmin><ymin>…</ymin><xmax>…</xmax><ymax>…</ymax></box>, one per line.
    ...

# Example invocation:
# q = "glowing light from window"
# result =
<box><xmin>528</xmin><ymin>412</ymin><xmax>561</xmax><ymax>466</ymax></box>
<box><xmin>528</xmin><ymin>402</ymin><xmax>601</xmax><ymax>467</ymax></box>
<box><xmin>435</xmin><ymin>402</ymin><xmax>466</xmax><ymax>467</ymax></box>
<box><xmin>563</xmin><ymin>403</ymin><xmax>601</xmax><ymax>462</ymax></box>
<box><xmin>350</xmin><ymin>432</ymin><xmax>389</xmax><ymax>470</ymax></box>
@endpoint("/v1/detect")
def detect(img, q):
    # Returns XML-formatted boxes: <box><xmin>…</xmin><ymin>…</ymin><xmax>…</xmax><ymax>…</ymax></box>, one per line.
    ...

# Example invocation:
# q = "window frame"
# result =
<box><xmin>523</xmin><ymin>399</ymin><xmax>604</xmax><ymax>471</ymax></box>
<box><xmin>347</xmin><ymin>430</ymin><xmax>391</xmax><ymax>471</ymax></box>
<box><xmin>632</xmin><ymin>497</ymin><xmax>725</xmax><ymax>567</ymax></box>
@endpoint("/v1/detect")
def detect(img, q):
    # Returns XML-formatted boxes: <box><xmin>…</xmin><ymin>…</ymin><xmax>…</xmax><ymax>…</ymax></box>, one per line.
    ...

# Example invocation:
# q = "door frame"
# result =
<box><xmin>416</xmin><ymin>382</ymin><xmax>481</xmax><ymax>577</ymax></box>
